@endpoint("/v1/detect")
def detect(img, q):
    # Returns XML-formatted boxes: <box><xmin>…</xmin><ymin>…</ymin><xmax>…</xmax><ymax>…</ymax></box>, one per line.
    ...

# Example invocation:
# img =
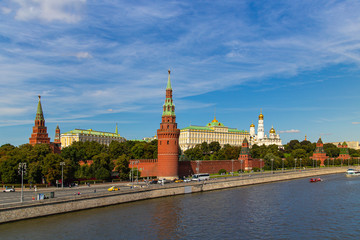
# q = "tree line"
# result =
<box><xmin>182</xmin><ymin>139</ymin><xmax>360</xmax><ymax>170</ymax></box>
<box><xmin>0</xmin><ymin>140</ymin><xmax>158</xmax><ymax>185</ymax></box>
<box><xmin>1</xmin><ymin>139</ymin><xmax>359</xmax><ymax>184</ymax></box>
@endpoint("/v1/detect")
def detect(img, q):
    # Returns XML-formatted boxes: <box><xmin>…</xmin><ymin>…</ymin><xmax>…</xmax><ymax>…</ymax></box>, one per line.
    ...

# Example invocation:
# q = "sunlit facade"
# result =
<box><xmin>179</xmin><ymin>117</ymin><xmax>249</xmax><ymax>152</ymax></box>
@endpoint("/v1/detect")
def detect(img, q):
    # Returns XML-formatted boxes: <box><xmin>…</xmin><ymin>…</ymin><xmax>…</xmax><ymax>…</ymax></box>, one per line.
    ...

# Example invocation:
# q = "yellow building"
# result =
<box><xmin>179</xmin><ymin>117</ymin><xmax>249</xmax><ymax>152</ymax></box>
<box><xmin>61</xmin><ymin>125</ymin><xmax>126</xmax><ymax>148</ymax></box>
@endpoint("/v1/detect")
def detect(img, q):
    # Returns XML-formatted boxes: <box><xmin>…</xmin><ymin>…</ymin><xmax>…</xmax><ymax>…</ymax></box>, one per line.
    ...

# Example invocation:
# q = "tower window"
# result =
<box><xmin>167</xmin><ymin>141</ymin><xmax>169</xmax><ymax>145</ymax></box>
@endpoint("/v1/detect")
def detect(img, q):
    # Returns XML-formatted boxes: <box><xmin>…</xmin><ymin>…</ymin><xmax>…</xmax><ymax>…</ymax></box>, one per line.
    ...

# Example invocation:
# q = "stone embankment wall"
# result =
<box><xmin>0</xmin><ymin>167</ymin><xmax>346</xmax><ymax>224</ymax></box>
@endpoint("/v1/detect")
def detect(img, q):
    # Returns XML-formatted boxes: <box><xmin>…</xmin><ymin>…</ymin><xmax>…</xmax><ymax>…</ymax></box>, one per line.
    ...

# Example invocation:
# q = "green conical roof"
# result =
<box><xmin>317</xmin><ymin>137</ymin><xmax>323</xmax><ymax>144</ymax></box>
<box><xmin>35</xmin><ymin>96</ymin><xmax>44</xmax><ymax>121</ymax></box>
<box><xmin>342</xmin><ymin>141</ymin><xmax>348</xmax><ymax>146</ymax></box>
<box><xmin>166</xmin><ymin>69</ymin><xmax>172</xmax><ymax>89</ymax></box>
<box><xmin>115</xmin><ymin>123</ymin><xmax>118</xmax><ymax>134</ymax></box>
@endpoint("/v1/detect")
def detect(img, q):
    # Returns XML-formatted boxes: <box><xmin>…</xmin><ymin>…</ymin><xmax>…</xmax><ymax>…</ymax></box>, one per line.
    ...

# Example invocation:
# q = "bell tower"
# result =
<box><xmin>157</xmin><ymin>70</ymin><xmax>180</xmax><ymax>180</ymax></box>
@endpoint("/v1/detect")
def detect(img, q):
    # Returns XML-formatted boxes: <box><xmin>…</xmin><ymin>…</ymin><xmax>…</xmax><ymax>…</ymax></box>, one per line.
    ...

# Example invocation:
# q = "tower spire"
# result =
<box><xmin>115</xmin><ymin>123</ymin><xmax>118</xmax><ymax>135</ymax></box>
<box><xmin>36</xmin><ymin>95</ymin><xmax>44</xmax><ymax>121</ymax></box>
<box><xmin>166</xmin><ymin>69</ymin><xmax>172</xmax><ymax>89</ymax></box>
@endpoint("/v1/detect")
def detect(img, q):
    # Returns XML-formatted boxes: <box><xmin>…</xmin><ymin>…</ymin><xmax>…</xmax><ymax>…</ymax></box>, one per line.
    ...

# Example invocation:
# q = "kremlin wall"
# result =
<box><xmin>28</xmin><ymin>70</ymin><xmax>354</xmax><ymax>180</ymax></box>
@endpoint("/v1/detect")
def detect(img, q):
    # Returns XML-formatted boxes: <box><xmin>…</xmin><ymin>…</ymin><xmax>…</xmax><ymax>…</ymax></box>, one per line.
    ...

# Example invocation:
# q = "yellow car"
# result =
<box><xmin>108</xmin><ymin>186</ymin><xmax>119</xmax><ymax>191</ymax></box>
<box><xmin>175</xmin><ymin>179</ymin><xmax>183</xmax><ymax>183</ymax></box>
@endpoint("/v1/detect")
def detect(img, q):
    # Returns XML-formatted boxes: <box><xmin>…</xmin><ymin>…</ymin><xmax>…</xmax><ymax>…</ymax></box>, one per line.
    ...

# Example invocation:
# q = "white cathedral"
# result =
<box><xmin>249</xmin><ymin>110</ymin><xmax>283</xmax><ymax>148</ymax></box>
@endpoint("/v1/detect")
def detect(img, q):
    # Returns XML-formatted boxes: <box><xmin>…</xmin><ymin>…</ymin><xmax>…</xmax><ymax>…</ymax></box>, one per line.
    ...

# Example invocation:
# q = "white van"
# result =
<box><xmin>192</xmin><ymin>173</ymin><xmax>210</xmax><ymax>181</ymax></box>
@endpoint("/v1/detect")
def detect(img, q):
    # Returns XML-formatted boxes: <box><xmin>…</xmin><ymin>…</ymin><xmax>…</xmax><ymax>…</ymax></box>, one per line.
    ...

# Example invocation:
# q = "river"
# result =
<box><xmin>1</xmin><ymin>173</ymin><xmax>359</xmax><ymax>240</ymax></box>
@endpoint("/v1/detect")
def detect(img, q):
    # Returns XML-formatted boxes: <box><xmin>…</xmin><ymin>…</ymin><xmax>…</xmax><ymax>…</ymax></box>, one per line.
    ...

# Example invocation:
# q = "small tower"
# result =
<box><xmin>115</xmin><ymin>123</ymin><xmax>119</xmax><ymax>135</ymax></box>
<box><xmin>338</xmin><ymin>142</ymin><xmax>350</xmax><ymax>160</ymax></box>
<box><xmin>157</xmin><ymin>70</ymin><xmax>180</xmax><ymax>180</ymax></box>
<box><xmin>257</xmin><ymin>109</ymin><xmax>264</xmax><ymax>140</ymax></box>
<box><xmin>54</xmin><ymin>125</ymin><xmax>61</xmax><ymax>144</ymax></box>
<box><xmin>239</xmin><ymin>138</ymin><xmax>252</xmax><ymax>170</ymax></box>
<box><xmin>29</xmin><ymin>96</ymin><xmax>50</xmax><ymax>145</ymax></box>
<box><xmin>269</xmin><ymin>125</ymin><xmax>276</xmax><ymax>138</ymax></box>
<box><xmin>312</xmin><ymin>137</ymin><xmax>328</xmax><ymax>166</ymax></box>
<box><xmin>249</xmin><ymin>122</ymin><xmax>255</xmax><ymax>138</ymax></box>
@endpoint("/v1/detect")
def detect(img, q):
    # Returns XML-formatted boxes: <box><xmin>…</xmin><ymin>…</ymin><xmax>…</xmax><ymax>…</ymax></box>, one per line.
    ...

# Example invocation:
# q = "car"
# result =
<box><xmin>3</xmin><ymin>188</ymin><xmax>15</xmax><ymax>192</ymax></box>
<box><xmin>183</xmin><ymin>179</ymin><xmax>191</xmax><ymax>183</ymax></box>
<box><xmin>175</xmin><ymin>179</ymin><xmax>183</xmax><ymax>183</ymax></box>
<box><xmin>149</xmin><ymin>180</ymin><xmax>158</xmax><ymax>184</ymax></box>
<box><xmin>108</xmin><ymin>186</ymin><xmax>119</xmax><ymax>191</ymax></box>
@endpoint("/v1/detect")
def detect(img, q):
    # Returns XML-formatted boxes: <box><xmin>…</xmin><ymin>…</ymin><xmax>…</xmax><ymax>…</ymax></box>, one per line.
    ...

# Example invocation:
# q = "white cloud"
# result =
<box><xmin>1</xmin><ymin>7</ymin><xmax>12</xmax><ymax>14</ymax></box>
<box><xmin>13</xmin><ymin>0</ymin><xmax>86</xmax><ymax>23</ymax></box>
<box><xmin>279</xmin><ymin>129</ymin><xmax>300</xmax><ymax>133</ymax></box>
<box><xmin>75</xmin><ymin>52</ymin><xmax>92</xmax><ymax>59</ymax></box>
<box><xmin>352</xmin><ymin>122</ymin><xmax>360</xmax><ymax>125</ymax></box>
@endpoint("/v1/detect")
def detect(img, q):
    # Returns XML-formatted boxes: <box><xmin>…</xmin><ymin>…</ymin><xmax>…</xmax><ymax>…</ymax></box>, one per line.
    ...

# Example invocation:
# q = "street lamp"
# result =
<box><xmin>60</xmin><ymin>162</ymin><xmax>65</xmax><ymax>189</ymax></box>
<box><xmin>240</xmin><ymin>160</ymin><xmax>244</xmax><ymax>177</ymax></box>
<box><xmin>18</xmin><ymin>162</ymin><xmax>27</xmax><ymax>203</ymax></box>
<box><xmin>299</xmin><ymin>158</ymin><xmax>302</xmax><ymax>171</ymax></box>
<box><xmin>271</xmin><ymin>159</ymin><xmax>274</xmax><ymax>174</ymax></box>
<box><xmin>294</xmin><ymin>158</ymin><xmax>297</xmax><ymax>171</ymax></box>
<box><xmin>231</xmin><ymin>159</ymin><xmax>234</xmax><ymax>176</ymax></box>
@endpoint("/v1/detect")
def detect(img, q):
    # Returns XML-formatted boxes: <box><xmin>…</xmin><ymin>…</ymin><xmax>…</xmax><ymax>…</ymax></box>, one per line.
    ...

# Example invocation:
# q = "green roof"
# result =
<box><xmin>35</xmin><ymin>96</ymin><xmax>44</xmax><ymax>121</ymax></box>
<box><xmin>181</xmin><ymin>125</ymin><xmax>248</xmax><ymax>133</ymax></box>
<box><xmin>63</xmin><ymin>129</ymin><xmax>123</xmax><ymax>138</ymax></box>
<box><xmin>181</xmin><ymin>126</ymin><xmax>213</xmax><ymax>131</ymax></box>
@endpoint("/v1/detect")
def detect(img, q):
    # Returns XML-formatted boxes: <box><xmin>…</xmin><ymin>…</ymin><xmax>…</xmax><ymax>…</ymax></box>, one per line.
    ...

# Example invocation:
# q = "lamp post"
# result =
<box><xmin>240</xmin><ymin>160</ymin><xmax>244</xmax><ymax>177</ymax></box>
<box><xmin>260</xmin><ymin>159</ymin><xmax>263</xmax><ymax>174</ymax></box>
<box><xmin>131</xmin><ymin>160</ymin><xmax>134</xmax><ymax>189</ymax></box>
<box><xmin>299</xmin><ymin>158</ymin><xmax>302</xmax><ymax>171</ymax></box>
<box><xmin>231</xmin><ymin>159</ymin><xmax>234</xmax><ymax>176</ymax></box>
<box><xmin>18</xmin><ymin>162</ymin><xmax>27</xmax><ymax>203</ymax></box>
<box><xmin>294</xmin><ymin>158</ymin><xmax>297</xmax><ymax>171</ymax></box>
<box><xmin>341</xmin><ymin>158</ymin><xmax>343</xmax><ymax>168</ymax></box>
<box><xmin>60</xmin><ymin>162</ymin><xmax>65</xmax><ymax>189</ymax></box>
<box><xmin>271</xmin><ymin>159</ymin><xmax>274</xmax><ymax>174</ymax></box>
<box><xmin>136</xmin><ymin>160</ymin><xmax>139</xmax><ymax>184</ymax></box>
<box><xmin>316</xmin><ymin>159</ymin><xmax>317</xmax><ymax>168</ymax></box>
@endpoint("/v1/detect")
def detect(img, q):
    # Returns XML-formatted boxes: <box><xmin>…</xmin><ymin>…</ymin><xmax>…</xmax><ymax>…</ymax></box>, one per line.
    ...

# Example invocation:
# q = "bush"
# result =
<box><xmin>252</xmin><ymin>167</ymin><xmax>260</xmax><ymax>172</ymax></box>
<box><xmin>218</xmin><ymin>169</ymin><xmax>227</xmax><ymax>175</ymax></box>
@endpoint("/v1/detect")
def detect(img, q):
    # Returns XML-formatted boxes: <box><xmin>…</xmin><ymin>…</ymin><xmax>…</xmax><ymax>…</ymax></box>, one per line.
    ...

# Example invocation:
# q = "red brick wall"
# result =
<box><xmin>178</xmin><ymin>159</ymin><xmax>264</xmax><ymax>177</ymax></box>
<box><xmin>129</xmin><ymin>159</ymin><xmax>158</xmax><ymax>177</ymax></box>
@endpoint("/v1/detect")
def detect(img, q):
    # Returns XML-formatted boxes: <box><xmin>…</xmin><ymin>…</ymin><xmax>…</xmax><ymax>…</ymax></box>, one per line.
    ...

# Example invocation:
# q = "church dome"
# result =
<box><xmin>250</xmin><ymin>123</ymin><xmax>255</xmax><ymax>128</ymax></box>
<box><xmin>269</xmin><ymin>126</ymin><xmax>276</xmax><ymax>134</ymax></box>
<box><xmin>212</xmin><ymin>116</ymin><xmax>218</xmax><ymax>123</ymax></box>
<box><xmin>259</xmin><ymin>112</ymin><xmax>264</xmax><ymax>120</ymax></box>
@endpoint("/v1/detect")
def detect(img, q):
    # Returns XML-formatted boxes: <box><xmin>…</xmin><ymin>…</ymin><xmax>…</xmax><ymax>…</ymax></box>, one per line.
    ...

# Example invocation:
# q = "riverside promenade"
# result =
<box><xmin>0</xmin><ymin>167</ymin><xmax>347</xmax><ymax>224</ymax></box>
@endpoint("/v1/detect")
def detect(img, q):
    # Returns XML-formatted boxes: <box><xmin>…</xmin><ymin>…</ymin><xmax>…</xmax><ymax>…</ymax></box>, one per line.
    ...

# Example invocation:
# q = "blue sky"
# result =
<box><xmin>1</xmin><ymin>0</ymin><xmax>360</xmax><ymax>146</ymax></box>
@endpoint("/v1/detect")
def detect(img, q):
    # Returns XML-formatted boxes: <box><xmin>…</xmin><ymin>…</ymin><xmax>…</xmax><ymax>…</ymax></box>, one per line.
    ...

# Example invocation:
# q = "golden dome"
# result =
<box><xmin>250</xmin><ymin>123</ymin><xmax>255</xmax><ymax>128</ymax></box>
<box><xmin>212</xmin><ymin>116</ymin><xmax>218</xmax><ymax>123</ymax></box>
<box><xmin>259</xmin><ymin>113</ymin><xmax>264</xmax><ymax>120</ymax></box>
<box><xmin>269</xmin><ymin>126</ymin><xmax>276</xmax><ymax>134</ymax></box>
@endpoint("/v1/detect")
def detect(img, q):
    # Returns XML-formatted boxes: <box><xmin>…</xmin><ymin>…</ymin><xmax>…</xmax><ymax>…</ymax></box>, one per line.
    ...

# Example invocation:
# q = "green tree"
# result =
<box><xmin>115</xmin><ymin>154</ymin><xmax>130</xmax><ymax>180</ymax></box>
<box><xmin>209</xmin><ymin>142</ymin><xmax>221</xmax><ymax>153</ymax></box>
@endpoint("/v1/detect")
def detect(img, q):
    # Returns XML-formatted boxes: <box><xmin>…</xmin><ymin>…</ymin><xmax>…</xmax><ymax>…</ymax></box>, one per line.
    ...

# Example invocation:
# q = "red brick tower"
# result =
<box><xmin>29</xmin><ymin>96</ymin><xmax>50</xmax><ymax>145</ymax></box>
<box><xmin>157</xmin><ymin>70</ymin><xmax>180</xmax><ymax>180</ymax></box>
<box><xmin>312</xmin><ymin>137</ymin><xmax>328</xmax><ymax>166</ymax></box>
<box><xmin>338</xmin><ymin>142</ymin><xmax>350</xmax><ymax>160</ymax></box>
<box><xmin>54</xmin><ymin>125</ymin><xmax>61</xmax><ymax>144</ymax></box>
<box><xmin>239</xmin><ymin>138</ymin><xmax>252</xmax><ymax>170</ymax></box>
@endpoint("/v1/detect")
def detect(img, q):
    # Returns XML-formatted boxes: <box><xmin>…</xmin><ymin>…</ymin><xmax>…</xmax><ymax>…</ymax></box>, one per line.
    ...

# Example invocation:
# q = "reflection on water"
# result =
<box><xmin>1</xmin><ymin>173</ymin><xmax>360</xmax><ymax>240</ymax></box>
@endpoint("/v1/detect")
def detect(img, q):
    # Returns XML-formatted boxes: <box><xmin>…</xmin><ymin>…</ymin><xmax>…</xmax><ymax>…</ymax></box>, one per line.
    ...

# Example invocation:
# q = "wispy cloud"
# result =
<box><xmin>352</xmin><ymin>122</ymin><xmax>360</xmax><ymax>125</ymax></box>
<box><xmin>12</xmin><ymin>0</ymin><xmax>86</xmax><ymax>23</ymax></box>
<box><xmin>279</xmin><ymin>129</ymin><xmax>300</xmax><ymax>133</ymax></box>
